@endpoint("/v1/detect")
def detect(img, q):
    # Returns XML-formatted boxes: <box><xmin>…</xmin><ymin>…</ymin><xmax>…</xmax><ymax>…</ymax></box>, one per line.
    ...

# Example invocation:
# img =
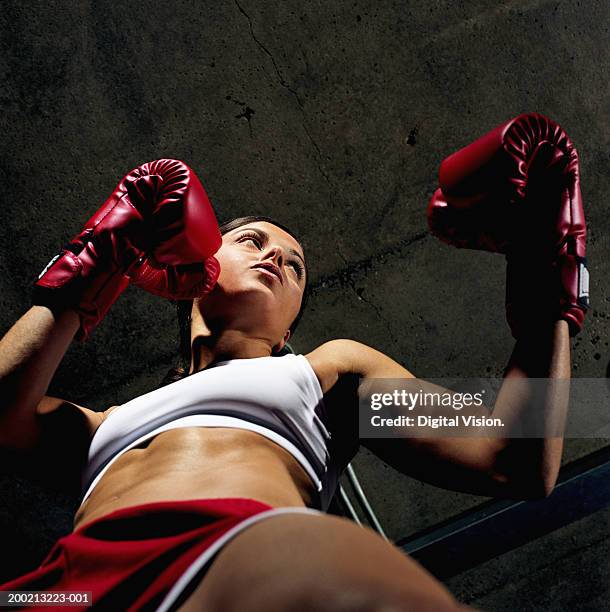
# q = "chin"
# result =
<box><xmin>220</xmin><ymin>287</ymin><xmax>283</xmax><ymax>316</ymax></box>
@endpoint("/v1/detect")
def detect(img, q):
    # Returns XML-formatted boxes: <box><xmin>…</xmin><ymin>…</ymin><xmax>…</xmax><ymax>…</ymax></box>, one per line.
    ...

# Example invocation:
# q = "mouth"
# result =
<box><xmin>252</xmin><ymin>263</ymin><xmax>283</xmax><ymax>284</ymax></box>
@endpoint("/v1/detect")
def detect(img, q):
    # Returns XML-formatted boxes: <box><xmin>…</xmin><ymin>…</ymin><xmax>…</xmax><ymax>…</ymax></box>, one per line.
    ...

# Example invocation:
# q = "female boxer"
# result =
<box><xmin>0</xmin><ymin>113</ymin><xmax>586</xmax><ymax>611</ymax></box>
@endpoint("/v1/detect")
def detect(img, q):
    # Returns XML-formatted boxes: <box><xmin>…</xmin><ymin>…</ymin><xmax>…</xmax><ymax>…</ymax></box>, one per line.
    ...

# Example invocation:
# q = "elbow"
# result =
<box><xmin>492</xmin><ymin>441</ymin><xmax>561</xmax><ymax>501</ymax></box>
<box><xmin>524</xmin><ymin>463</ymin><xmax>561</xmax><ymax>499</ymax></box>
<box><xmin>521</xmin><ymin>479</ymin><xmax>556</xmax><ymax>500</ymax></box>
<box><xmin>540</xmin><ymin>473</ymin><xmax>559</xmax><ymax>498</ymax></box>
<box><xmin>491</xmin><ymin>467</ymin><xmax>557</xmax><ymax>500</ymax></box>
<box><xmin>505</xmin><ymin>475</ymin><xmax>557</xmax><ymax>501</ymax></box>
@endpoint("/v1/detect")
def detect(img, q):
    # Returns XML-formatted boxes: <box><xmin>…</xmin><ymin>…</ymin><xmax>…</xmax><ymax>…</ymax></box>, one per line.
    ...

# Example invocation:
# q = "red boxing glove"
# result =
<box><xmin>427</xmin><ymin>113</ymin><xmax>589</xmax><ymax>337</ymax></box>
<box><xmin>33</xmin><ymin>159</ymin><xmax>222</xmax><ymax>342</ymax></box>
<box><xmin>128</xmin><ymin>256</ymin><xmax>220</xmax><ymax>301</ymax></box>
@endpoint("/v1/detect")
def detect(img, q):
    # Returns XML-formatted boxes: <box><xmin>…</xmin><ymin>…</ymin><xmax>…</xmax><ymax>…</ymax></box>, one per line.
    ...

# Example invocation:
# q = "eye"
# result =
<box><xmin>289</xmin><ymin>260</ymin><xmax>305</xmax><ymax>280</ymax></box>
<box><xmin>238</xmin><ymin>232</ymin><xmax>263</xmax><ymax>248</ymax></box>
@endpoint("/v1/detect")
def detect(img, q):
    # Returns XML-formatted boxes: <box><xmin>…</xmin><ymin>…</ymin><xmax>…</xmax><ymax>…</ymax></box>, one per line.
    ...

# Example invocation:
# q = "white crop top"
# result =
<box><xmin>82</xmin><ymin>354</ymin><xmax>341</xmax><ymax>510</ymax></box>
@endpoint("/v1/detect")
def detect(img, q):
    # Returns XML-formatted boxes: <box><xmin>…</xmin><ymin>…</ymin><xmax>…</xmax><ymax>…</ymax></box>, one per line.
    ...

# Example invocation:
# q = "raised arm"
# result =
<box><xmin>0</xmin><ymin>306</ymin><xmax>91</xmax><ymax>450</ymax></box>
<box><xmin>312</xmin><ymin>114</ymin><xmax>587</xmax><ymax>501</ymax></box>
<box><xmin>1</xmin><ymin>159</ymin><xmax>223</xmax><ymax>453</ymax></box>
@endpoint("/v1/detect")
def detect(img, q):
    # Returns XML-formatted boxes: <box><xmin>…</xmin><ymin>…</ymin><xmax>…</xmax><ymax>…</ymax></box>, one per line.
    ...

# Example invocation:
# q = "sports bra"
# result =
<box><xmin>81</xmin><ymin>354</ymin><xmax>353</xmax><ymax>511</ymax></box>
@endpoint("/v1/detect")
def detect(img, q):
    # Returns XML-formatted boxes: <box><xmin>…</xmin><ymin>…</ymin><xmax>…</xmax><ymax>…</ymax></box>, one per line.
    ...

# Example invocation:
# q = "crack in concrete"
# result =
<box><xmin>330</xmin><ymin>237</ymin><xmax>414</xmax><ymax>346</ymax></box>
<box><xmin>233</xmin><ymin>0</ymin><xmax>333</xmax><ymax>189</ymax></box>
<box><xmin>329</xmin><ymin>238</ymin><xmax>398</xmax><ymax>342</ymax></box>
<box><xmin>310</xmin><ymin>231</ymin><xmax>429</xmax><ymax>294</ymax></box>
<box><xmin>234</xmin><ymin>0</ymin><xmax>299</xmax><ymax>99</ymax></box>
<box><xmin>376</xmin><ymin>183</ymin><xmax>401</xmax><ymax>227</ymax></box>
<box><xmin>233</xmin><ymin>1</ymin><xmax>425</xmax><ymax>343</ymax></box>
<box><xmin>347</xmin><ymin>276</ymin><xmax>397</xmax><ymax>342</ymax></box>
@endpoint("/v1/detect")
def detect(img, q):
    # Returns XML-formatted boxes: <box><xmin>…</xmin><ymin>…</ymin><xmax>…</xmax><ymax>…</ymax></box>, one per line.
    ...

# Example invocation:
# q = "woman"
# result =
<box><xmin>0</xmin><ymin>115</ymin><xmax>583</xmax><ymax>611</ymax></box>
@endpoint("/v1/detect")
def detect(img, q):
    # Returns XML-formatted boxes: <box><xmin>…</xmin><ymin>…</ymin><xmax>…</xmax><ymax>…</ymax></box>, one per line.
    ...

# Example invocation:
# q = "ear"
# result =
<box><xmin>272</xmin><ymin>330</ymin><xmax>291</xmax><ymax>354</ymax></box>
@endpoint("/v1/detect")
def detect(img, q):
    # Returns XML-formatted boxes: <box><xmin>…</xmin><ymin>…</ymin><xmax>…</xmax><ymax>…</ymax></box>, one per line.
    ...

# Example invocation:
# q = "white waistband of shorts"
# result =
<box><xmin>82</xmin><ymin>415</ymin><xmax>324</xmax><ymax>504</ymax></box>
<box><xmin>155</xmin><ymin>506</ymin><xmax>324</xmax><ymax>612</ymax></box>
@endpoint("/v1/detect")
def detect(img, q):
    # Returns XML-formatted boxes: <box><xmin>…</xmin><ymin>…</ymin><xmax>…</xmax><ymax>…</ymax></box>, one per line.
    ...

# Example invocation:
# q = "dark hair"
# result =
<box><xmin>159</xmin><ymin>216</ymin><xmax>309</xmax><ymax>387</ymax></box>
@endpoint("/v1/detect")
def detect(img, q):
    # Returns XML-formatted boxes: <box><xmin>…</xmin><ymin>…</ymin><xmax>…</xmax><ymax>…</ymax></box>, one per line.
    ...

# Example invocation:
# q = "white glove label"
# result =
<box><xmin>37</xmin><ymin>253</ymin><xmax>62</xmax><ymax>280</ymax></box>
<box><xmin>578</xmin><ymin>261</ymin><xmax>590</xmax><ymax>306</ymax></box>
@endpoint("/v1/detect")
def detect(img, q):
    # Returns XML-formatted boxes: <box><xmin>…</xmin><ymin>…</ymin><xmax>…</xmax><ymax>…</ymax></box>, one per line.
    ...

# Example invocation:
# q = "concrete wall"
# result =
<box><xmin>1</xmin><ymin>1</ymin><xmax>608</xmax><ymax>607</ymax></box>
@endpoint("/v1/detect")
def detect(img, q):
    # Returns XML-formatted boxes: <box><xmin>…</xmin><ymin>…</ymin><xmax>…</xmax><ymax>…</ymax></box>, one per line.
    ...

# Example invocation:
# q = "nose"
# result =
<box><xmin>263</xmin><ymin>244</ymin><xmax>285</xmax><ymax>267</ymax></box>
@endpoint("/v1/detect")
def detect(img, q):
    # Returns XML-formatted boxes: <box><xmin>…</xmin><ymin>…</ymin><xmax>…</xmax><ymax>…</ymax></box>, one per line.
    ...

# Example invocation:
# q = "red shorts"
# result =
<box><xmin>0</xmin><ymin>498</ymin><xmax>322</xmax><ymax>611</ymax></box>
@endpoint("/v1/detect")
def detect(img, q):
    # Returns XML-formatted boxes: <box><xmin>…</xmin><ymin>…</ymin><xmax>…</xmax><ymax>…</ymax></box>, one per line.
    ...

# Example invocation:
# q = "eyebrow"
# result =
<box><xmin>237</xmin><ymin>227</ymin><xmax>306</xmax><ymax>270</ymax></box>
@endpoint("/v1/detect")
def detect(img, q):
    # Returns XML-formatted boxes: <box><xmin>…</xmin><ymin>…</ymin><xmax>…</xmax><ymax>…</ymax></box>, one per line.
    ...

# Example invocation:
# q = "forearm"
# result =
<box><xmin>491</xmin><ymin>319</ymin><xmax>571</xmax><ymax>494</ymax></box>
<box><xmin>0</xmin><ymin>306</ymin><xmax>79</xmax><ymax>442</ymax></box>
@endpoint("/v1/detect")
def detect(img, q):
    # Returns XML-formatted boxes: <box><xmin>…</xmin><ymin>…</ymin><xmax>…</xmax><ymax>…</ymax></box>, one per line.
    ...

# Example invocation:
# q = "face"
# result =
<box><xmin>194</xmin><ymin>221</ymin><xmax>307</xmax><ymax>347</ymax></box>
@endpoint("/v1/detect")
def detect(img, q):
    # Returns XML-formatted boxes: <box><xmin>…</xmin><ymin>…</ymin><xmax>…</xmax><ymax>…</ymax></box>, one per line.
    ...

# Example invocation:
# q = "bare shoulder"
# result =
<box><xmin>33</xmin><ymin>396</ymin><xmax>121</xmax><ymax>450</ymax></box>
<box><xmin>101</xmin><ymin>404</ymin><xmax>121</xmax><ymax>419</ymax></box>
<box><xmin>305</xmin><ymin>339</ymin><xmax>415</xmax><ymax>394</ymax></box>
<box><xmin>36</xmin><ymin>396</ymin><xmax>105</xmax><ymax>439</ymax></box>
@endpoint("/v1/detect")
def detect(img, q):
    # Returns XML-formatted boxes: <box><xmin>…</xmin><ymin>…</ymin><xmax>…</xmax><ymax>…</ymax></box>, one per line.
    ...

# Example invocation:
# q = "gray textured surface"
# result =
<box><xmin>0</xmin><ymin>0</ymin><xmax>608</xmax><ymax>608</ymax></box>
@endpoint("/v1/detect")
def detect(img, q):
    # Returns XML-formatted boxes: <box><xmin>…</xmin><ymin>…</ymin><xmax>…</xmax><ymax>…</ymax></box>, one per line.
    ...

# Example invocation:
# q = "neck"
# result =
<box><xmin>189</xmin><ymin>327</ymin><xmax>275</xmax><ymax>374</ymax></box>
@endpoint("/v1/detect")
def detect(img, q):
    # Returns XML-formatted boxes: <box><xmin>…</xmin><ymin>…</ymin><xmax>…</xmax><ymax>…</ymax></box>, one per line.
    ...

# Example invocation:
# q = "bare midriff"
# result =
<box><xmin>72</xmin><ymin>427</ymin><xmax>315</xmax><ymax>532</ymax></box>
